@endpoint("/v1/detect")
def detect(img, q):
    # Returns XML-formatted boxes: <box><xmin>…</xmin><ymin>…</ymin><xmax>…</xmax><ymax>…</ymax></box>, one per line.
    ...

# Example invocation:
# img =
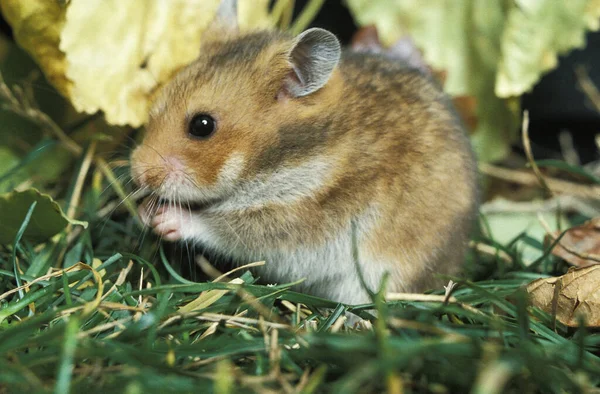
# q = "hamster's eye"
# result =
<box><xmin>189</xmin><ymin>114</ymin><xmax>216</xmax><ymax>139</ymax></box>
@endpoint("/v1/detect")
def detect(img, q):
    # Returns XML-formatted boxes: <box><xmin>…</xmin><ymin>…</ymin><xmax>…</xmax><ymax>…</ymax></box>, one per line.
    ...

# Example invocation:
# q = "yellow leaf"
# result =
<box><xmin>238</xmin><ymin>0</ymin><xmax>273</xmax><ymax>30</ymax></box>
<box><xmin>76</xmin><ymin>257</ymin><xmax>106</xmax><ymax>289</ymax></box>
<box><xmin>496</xmin><ymin>0</ymin><xmax>600</xmax><ymax>97</ymax></box>
<box><xmin>345</xmin><ymin>0</ymin><xmax>600</xmax><ymax>162</ymax></box>
<box><xmin>179</xmin><ymin>278</ymin><xmax>244</xmax><ymax>314</ymax></box>
<box><xmin>91</xmin><ymin>257</ymin><xmax>107</xmax><ymax>279</ymax></box>
<box><xmin>59</xmin><ymin>0</ymin><xmax>222</xmax><ymax>127</ymax></box>
<box><xmin>0</xmin><ymin>0</ymin><xmax>71</xmax><ymax>97</ymax></box>
<box><xmin>166</xmin><ymin>348</ymin><xmax>176</xmax><ymax>367</ymax></box>
<box><xmin>1</xmin><ymin>0</ymin><xmax>276</xmax><ymax>128</ymax></box>
<box><xmin>527</xmin><ymin>265</ymin><xmax>600</xmax><ymax>327</ymax></box>
<box><xmin>215</xmin><ymin>358</ymin><xmax>235</xmax><ymax>394</ymax></box>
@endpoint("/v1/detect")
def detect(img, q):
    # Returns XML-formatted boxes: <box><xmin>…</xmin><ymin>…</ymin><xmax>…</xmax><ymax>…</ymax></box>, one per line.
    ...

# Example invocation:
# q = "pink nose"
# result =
<box><xmin>165</xmin><ymin>156</ymin><xmax>184</xmax><ymax>171</ymax></box>
<box><xmin>131</xmin><ymin>155</ymin><xmax>185</xmax><ymax>188</ymax></box>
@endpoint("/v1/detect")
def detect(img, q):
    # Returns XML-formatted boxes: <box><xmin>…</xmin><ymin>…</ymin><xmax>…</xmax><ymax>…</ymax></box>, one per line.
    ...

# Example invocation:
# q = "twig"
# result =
<box><xmin>385</xmin><ymin>293</ymin><xmax>484</xmax><ymax>316</ymax></box>
<box><xmin>197</xmin><ymin>257</ymin><xmax>265</xmax><ymax>283</ymax></box>
<box><xmin>77</xmin><ymin>317</ymin><xmax>133</xmax><ymax>339</ymax></box>
<box><xmin>269</xmin><ymin>328</ymin><xmax>281</xmax><ymax>375</ymax></box>
<box><xmin>95</xmin><ymin>188</ymin><xmax>146</xmax><ymax>218</ymax></box>
<box><xmin>469</xmin><ymin>241</ymin><xmax>514</xmax><ymax>264</ymax></box>
<box><xmin>387</xmin><ymin>317</ymin><xmax>469</xmax><ymax>339</ymax></box>
<box><xmin>182</xmin><ymin>356</ymin><xmax>229</xmax><ymax>370</ymax></box>
<box><xmin>443</xmin><ymin>280</ymin><xmax>458</xmax><ymax>305</ymax></box>
<box><xmin>67</xmin><ymin>141</ymin><xmax>96</xmax><ymax>220</ymax></box>
<box><xmin>575</xmin><ymin>65</ymin><xmax>600</xmax><ymax>113</ymax></box>
<box><xmin>330</xmin><ymin>315</ymin><xmax>347</xmax><ymax>333</ymax></box>
<box><xmin>521</xmin><ymin>110</ymin><xmax>552</xmax><ymax>196</ymax></box>
<box><xmin>195</xmin><ymin>257</ymin><xmax>285</xmax><ymax>324</ymax></box>
<box><xmin>195</xmin><ymin>312</ymin><xmax>290</xmax><ymax>330</ymax></box>
<box><xmin>558</xmin><ymin>130</ymin><xmax>580</xmax><ymax>166</ymax></box>
<box><xmin>0</xmin><ymin>263</ymin><xmax>83</xmax><ymax>302</ymax></box>
<box><xmin>479</xmin><ymin>163</ymin><xmax>600</xmax><ymax>199</ymax></box>
<box><xmin>481</xmin><ymin>197</ymin><xmax>600</xmax><ymax>218</ymax></box>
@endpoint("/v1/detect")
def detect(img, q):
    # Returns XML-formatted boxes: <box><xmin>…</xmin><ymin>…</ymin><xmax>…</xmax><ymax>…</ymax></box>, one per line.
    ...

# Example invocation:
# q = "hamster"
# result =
<box><xmin>130</xmin><ymin>1</ymin><xmax>479</xmax><ymax>306</ymax></box>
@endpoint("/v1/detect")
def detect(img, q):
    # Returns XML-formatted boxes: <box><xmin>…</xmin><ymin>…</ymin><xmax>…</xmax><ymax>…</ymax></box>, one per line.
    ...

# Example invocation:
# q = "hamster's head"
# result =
<box><xmin>130</xmin><ymin>26</ymin><xmax>342</xmax><ymax>206</ymax></box>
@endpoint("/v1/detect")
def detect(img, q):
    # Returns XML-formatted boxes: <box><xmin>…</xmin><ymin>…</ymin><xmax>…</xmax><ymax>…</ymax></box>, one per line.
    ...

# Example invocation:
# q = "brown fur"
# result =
<box><xmin>131</xmin><ymin>28</ymin><xmax>479</xmax><ymax>302</ymax></box>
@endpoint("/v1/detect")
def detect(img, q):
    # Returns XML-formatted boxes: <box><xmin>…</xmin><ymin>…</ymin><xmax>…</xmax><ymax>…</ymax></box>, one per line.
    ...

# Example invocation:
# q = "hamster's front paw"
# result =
<box><xmin>138</xmin><ymin>199</ymin><xmax>192</xmax><ymax>242</ymax></box>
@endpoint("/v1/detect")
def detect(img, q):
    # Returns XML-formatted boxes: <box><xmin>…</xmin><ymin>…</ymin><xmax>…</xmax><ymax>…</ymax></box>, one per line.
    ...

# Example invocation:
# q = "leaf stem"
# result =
<box><xmin>290</xmin><ymin>0</ymin><xmax>324</xmax><ymax>35</ymax></box>
<box><xmin>67</xmin><ymin>141</ymin><xmax>96</xmax><ymax>220</ymax></box>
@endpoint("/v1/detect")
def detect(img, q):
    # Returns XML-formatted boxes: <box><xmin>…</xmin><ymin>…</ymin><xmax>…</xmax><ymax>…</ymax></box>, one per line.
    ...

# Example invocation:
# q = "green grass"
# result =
<box><xmin>0</xmin><ymin>10</ymin><xmax>599</xmax><ymax>389</ymax></box>
<box><xmin>0</xmin><ymin>165</ymin><xmax>599</xmax><ymax>394</ymax></box>
<box><xmin>0</xmin><ymin>78</ymin><xmax>598</xmax><ymax>394</ymax></box>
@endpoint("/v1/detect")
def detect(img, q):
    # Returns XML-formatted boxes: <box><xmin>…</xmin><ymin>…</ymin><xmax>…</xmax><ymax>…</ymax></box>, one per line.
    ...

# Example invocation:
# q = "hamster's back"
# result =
<box><xmin>332</xmin><ymin>50</ymin><xmax>479</xmax><ymax>293</ymax></box>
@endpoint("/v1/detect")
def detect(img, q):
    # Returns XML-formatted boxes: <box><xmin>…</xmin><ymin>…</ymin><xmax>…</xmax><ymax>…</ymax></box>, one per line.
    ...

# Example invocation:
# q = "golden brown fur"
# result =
<box><xmin>131</xmin><ymin>27</ymin><xmax>478</xmax><ymax>304</ymax></box>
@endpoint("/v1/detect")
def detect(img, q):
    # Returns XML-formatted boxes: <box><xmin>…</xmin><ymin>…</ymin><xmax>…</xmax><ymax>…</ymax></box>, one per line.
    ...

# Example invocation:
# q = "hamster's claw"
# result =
<box><xmin>138</xmin><ymin>198</ymin><xmax>191</xmax><ymax>242</ymax></box>
<box><xmin>154</xmin><ymin>219</ymin><xmax>184</xmax><ymax>242</ymax></box>
<box><xmin>153</xmin><ymin>206</ymin><xmax>192</xmax><ymax>242</ymax></box>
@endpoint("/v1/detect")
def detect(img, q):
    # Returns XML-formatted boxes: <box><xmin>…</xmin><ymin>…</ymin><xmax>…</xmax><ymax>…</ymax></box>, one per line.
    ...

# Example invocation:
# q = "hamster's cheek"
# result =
<box><xmin>129</xmin><ymin>148</ymin><xmax>146</xmax><ymax>186</ymax></box>
<box><xmin>130</xmin><ymin>145</ymin><xmax>168</xmax><ymax>189</ymax></box>
<box><xmin>215</xmin><ymin>152</ymin><xmax>246</xmax><ymax>183</ymax></box>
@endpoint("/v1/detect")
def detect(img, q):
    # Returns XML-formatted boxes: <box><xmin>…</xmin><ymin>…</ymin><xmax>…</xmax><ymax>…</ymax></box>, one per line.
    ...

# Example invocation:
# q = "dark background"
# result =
<box><xmin>1</xmin><ymin>1</ymin><xmax>599</xmax><ymax>164</ymax></box>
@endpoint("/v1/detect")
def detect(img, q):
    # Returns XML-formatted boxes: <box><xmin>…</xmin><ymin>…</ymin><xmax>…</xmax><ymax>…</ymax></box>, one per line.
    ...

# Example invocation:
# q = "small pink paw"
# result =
<box><xmin>138</xmin><ymin>198</ymin><xmax>192</xmax><ymax>242</ymax></box>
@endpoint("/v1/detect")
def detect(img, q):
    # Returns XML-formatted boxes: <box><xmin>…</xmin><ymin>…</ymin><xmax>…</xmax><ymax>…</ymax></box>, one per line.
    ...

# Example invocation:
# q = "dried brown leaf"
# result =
<box><xmin>527</xmin><ymin>265</ymin><xmax>600</xmax><ymax>327</ymax></box>
<box><xmin>548</xmin><ymin>217</ymin><xmax>600</xmax><ymax>267</ymax></box>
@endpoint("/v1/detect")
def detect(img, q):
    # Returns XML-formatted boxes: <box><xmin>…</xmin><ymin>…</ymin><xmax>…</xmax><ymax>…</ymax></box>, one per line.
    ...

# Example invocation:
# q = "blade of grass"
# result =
<box><xmin>290</xmin><ymin>0</ymin><xmax>325</xmax><ymax>34</ymax></box>
<box><xmin>54</xmin><ymin>316</ymin><xmax>80</xmax><ymax>394</ymax></box>
<box><xmin>0</xmin><ymin>139</ymin><xmax>57</xmax><ymax>185</ymax></box>
<box><xmin>159</xmin><ymin>244</ymin><xmax>197</xmax><ymax>285</ymax></box>
<box><xmin>11</xmin><ymin>201</ymin><xmax>37</xmax><ymax>301</ymax></box>
<box><xmin>318</xmin><ymin>304</ymin><xmax>347</xmax><ymax>332</ymax></box>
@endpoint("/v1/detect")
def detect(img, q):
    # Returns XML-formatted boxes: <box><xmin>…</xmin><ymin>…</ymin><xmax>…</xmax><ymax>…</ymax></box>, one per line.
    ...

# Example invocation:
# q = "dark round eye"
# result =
<box><xmin>188</xmin><ymin>114</ymin><xmax>216</xmax><ymax>139</ymax></box>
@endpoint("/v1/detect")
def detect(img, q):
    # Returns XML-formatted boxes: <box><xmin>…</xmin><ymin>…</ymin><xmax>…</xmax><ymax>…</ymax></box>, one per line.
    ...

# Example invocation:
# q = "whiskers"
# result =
<box><xmin>97</xmin><ymin>147</ymin><xmax>243</xmax><ymax>282</ymax></box>
<box><xmin>96</xmin><ymin>158</ymin><xmax>160</xmax><ymax>249</ymax></box>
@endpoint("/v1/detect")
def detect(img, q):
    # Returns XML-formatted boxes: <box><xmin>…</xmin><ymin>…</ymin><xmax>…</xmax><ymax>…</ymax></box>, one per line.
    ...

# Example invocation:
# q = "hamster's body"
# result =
<box><xmin>131</xmin><ymin>18</ymin><xmax>478</xmax><ymax>304</ymax></box>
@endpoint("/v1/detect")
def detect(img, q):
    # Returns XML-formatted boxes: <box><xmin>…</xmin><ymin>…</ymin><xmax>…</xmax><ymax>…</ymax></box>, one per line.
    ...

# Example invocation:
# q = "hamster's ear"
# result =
<box><xmin>283</xmin><ymin>28</ymin><xmax>341</xmax><ymax>98</ymax></box>
<box><xmin>206</xmin><ymin>0</ymin><xmax>238</xmax><ymax>34</ymax></box>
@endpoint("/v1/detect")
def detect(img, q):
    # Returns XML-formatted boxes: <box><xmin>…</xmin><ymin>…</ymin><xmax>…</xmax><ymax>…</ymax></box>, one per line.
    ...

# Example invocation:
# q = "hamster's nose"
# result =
<box><xmin>165</xmin><ymin>156</ymin><xmax>185</xmax><ymax>172</ymax></box>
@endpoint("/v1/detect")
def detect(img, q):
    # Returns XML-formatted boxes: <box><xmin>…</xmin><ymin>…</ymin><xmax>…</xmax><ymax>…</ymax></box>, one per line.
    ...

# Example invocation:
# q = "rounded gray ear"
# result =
<box><xmin>216</xmin><ymin>0</ymin><xmax>237</xmax><ymax>24</ymax></box>
<box><xmin>285</xmin><ymin>28</ymin><xmax>341</xmax><ymax>97</ymax></box>
<box><xmin>208</xmin><ymin>0</ymin><xmax>238</xmax><ymax>31</ymax></box>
